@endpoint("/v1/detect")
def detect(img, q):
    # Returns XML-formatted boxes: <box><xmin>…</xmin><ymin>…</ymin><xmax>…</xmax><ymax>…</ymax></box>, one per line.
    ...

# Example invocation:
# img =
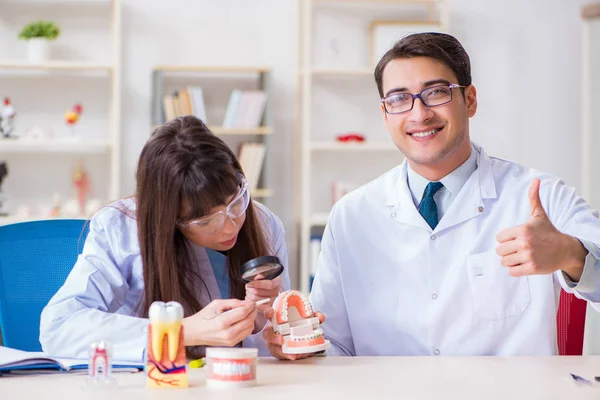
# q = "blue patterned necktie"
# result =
<box><xmin>418</xmin><ymin>182</ymin><xmax>444</xmax><ymax>229</ymax></box>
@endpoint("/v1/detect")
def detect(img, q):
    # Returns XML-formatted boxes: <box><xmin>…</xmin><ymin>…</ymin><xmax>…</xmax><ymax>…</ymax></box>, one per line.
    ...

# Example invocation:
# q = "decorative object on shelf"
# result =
<box><xmin>85</xmin><ymin>198</ymin><xmax>103</xmax><ymax>217</ymax></box>
<box><xmin>328</xmin><ymin>37</ymin><xmax>343</xmax><ymax>64</ymax></box>
<box><xmin>332</xmin><ymin>180</ymin><xmax>358</xmax><ymax>204</ymax></box>
<box><xmin>65</xmin><ymin>103</ymin><xmax>83</xmax><ymax>139</ymax></box>
<box><xmin>369</xmin><ymin>20</ymin><xmax>441</xmax><ymax>66</ymax></box>
<box><xmin>18</xmin><ymin>20</ymin><xmax>61</xmax><ymax>63</ymax></box>
<box><xmin>0</xmin><ymin>161</ymin><xmax>8</xmax><ymax>216</ymax></box>
<box><xmin>0</xmin><ymin>97</ymin><xmax>17</xmax><ymax>139</ymax></box>
<box><xmin>62</xmin><ymin>198</ymin><xmax>80</xmax><ymax>218</ymax></box>
<box><xmin>336</xmin><ymin>133</ymin><xmax>365</xmax><ymax>143</ymax></box>
<box><xmin>73</xmin><ymin>160</ymin><xmax>90</xmax><ymax>216</ymax></box>
<box><xmin>50</xmin><ymin>192</ymin><xmax>62</xmax><ymax>217</ymax></box>
<box><xmin>14</xmin><ymin>205</ymin><xmax>30</xmax><ymax>219</ymax></box>
<box><xmin>23</xmin><ymin>126</ymin><xmax>51</xmax><ymax>141</ymax></box>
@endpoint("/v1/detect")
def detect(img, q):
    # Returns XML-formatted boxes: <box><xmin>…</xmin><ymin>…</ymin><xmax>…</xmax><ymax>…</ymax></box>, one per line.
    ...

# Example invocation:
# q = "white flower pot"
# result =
<box><xmin>27</xmin><ymin>38</ymin><xmax>50</xmax><ymax>63</ymax></box>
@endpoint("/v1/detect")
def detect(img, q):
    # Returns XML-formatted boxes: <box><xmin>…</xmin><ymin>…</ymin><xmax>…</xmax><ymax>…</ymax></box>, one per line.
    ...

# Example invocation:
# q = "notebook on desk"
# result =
<box><xmin>0</xmin><ymin>346</ymin><xmax>143</xmax><ymax>375</ymax></box>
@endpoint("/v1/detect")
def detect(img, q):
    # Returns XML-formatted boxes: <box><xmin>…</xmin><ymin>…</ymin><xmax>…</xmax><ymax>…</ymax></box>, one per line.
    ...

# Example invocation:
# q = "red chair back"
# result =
<box><xmin>557</xmin><ymin>290</ymin><xmax>587</xmax><ymax>355</ymax></box>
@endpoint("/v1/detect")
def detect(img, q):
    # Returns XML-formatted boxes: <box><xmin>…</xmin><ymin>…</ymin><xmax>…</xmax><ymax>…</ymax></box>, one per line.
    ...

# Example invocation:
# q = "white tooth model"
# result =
<box><xmin>146</xmin><ymin>301</ymin><xmax>188</xmax><ymax>388</ymax></box>
<box><xmin>271</xmin><ymin>290</ymin><xmax>330</xmax><ymax>354</ymax></box>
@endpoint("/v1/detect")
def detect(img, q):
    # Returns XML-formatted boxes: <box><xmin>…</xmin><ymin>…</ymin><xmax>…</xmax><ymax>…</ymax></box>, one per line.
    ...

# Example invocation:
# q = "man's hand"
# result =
<box><xmin>496</xmin><ymin>178</ymin><xmax>588</xmax><ymax>280</ymax></box>
<box><xmin>262</xmin><ymin>307</ymin><xmax>326</xmax><ymax>361</ymax></box>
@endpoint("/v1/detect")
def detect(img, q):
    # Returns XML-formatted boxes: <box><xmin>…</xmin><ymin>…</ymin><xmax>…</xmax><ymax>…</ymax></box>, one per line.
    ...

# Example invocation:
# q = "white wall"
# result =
<box><xmin>449</xmin><ymin>0</ymin><xmax>589</xmax><ymax>189</ymax></box>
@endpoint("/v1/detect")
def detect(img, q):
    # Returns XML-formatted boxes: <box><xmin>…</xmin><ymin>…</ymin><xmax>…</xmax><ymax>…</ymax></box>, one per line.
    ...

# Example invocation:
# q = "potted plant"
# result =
<box><xmin>18</xmin><ymin>20</ymin><xmax>61</xmax><ymax>62</ymax></box>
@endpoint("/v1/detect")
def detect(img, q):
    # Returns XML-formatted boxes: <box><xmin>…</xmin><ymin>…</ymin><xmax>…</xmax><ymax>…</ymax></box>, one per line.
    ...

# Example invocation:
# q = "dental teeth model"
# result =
<box><xmin>271</xmin><ymin>290</ymin><xmax>330</xmax><ymax>354</ymax></box>
<box><xmin>146</xmin><ymin>301</ymin><xmax>188</xmax><ymax>388</ymax></box>
<box><xmin>205</xmin><ymin>348</ymin><xmax>258</xmax><ymax>388</ymax></box>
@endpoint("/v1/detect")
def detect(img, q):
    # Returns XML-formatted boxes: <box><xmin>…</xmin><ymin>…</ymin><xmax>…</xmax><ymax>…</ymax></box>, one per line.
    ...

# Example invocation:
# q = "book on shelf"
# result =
<box><xmin>161</xmin><ymin>86</ymin><xmax>207</xmax><ymax>124</ymax></box>
<box><xmin>222</xmin><ymin>90</ymin><xmax>267</xmax><ymax>129</ymax></box>
<box><xmin>238</xmin><ymin>142</ymin><xmax>266</xmax><ymax>191</ymax></box>
<box><xmin>0</xmin><ymin>346</ymin><xmax>143</xmax><ymax>375</ymax></box>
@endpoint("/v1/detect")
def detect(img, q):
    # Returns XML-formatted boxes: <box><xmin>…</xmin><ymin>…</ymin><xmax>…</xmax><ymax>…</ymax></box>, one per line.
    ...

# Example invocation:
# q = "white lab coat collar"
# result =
<box><xmin>384</xmin><ymin>142</ymin><xmax>498</xmax><ymax>232</ymax></box>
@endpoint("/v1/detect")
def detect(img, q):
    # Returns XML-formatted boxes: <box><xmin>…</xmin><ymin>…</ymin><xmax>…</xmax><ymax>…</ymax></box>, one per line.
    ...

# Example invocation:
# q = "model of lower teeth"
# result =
<box><xmin>146</xmin><ymin>301</ymin><xmax>188</xmax><ymax>388</ymax></box>
<box><xmin>271</xmin><ymin>290</ymin><xmax>330</xmax><ymax>354</ymax></box>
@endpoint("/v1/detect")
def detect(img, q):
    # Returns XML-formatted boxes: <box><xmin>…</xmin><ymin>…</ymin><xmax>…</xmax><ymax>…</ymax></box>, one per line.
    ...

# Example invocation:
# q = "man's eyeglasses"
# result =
<box><xmin>177</xmin><ymin>178</ymin><xmax>250</xmax><ymax>235</ymax></box>
<box><xmin>381</xmin><ymin>84</ymin><xmax>465</xmax><ymax>114</ymax></box>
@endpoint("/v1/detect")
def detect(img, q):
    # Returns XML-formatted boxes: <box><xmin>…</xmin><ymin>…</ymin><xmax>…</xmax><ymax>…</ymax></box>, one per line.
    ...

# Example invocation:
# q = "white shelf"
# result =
<box><xmin>155</xmin><ymin>65</ymin><xmax>270</xmax><ymax>74</ymax></box>
<box><xmin>0</xmin><ymin>60</ymin><xmax>113</xmax><ymax>72</ymax></box>
<box><xmin>313</xmin><ymin>0</ymin><xmax>440</xmax><ymax>3</ymax></box>
<box><xmin>309</xmin><ymin>67</ymin><xmax>373</xmax><ymax>77</ymax></box>
<box><xmin>311</xmin><ymin>141</ymin><xmax>396</xmax><ymax>151</ymax></box>
<box><xmin>0</xmin><ymin>216</ymin><xmax>86</xmax><ymax>226</ymax></box>
<box><xmin>251</xmin><ymin>188</ymin><xmax>275</xmax><ymax>198</ymax></box>
<box><xmin>1</xmin><ymin>0</ymin><xmax>112</xmax><ymax>4</ymax></box>
<box><xmin>0</xmin><ymin>140</ymin><xmax>111</xmax><ymax>154</ymax></box>
<box><xmin>209</xmin><ymin>126</ymin><xmax>273</xmax><ymax>135</ymax></box>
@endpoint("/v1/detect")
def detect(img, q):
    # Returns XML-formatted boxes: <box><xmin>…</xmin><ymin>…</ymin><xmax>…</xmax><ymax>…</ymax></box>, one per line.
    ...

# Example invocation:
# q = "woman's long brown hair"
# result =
<box><xmin>135</xmin><ymin>115</ymin><xmax>270</xmax><ymax>319</ymax></box>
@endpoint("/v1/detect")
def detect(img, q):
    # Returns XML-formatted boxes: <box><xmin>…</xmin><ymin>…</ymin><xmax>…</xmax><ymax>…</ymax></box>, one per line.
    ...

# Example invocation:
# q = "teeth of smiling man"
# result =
<box><xmin>149</xmin><ymin>301</ymin><xmax>184</xmax><ymax>362</ymax></box>
<box><xmin>411</xmin><ymin>128</ymin><xmax>439</xmax><ymax>138</ymax></box>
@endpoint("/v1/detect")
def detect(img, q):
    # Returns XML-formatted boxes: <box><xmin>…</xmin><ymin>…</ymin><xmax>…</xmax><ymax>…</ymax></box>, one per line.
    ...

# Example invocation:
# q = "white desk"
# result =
<box><xmin>1</xmin><ymin>356</ymin><xmax>600</xmax><ymax>399</ymax></box>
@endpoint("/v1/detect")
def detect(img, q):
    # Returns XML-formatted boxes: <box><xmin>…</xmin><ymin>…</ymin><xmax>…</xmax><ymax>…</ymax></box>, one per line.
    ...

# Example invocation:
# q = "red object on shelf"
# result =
<box><xmin>336</xmin><ymin>133</ymin><xmax>365</xmax><ymax>142</ymax></box>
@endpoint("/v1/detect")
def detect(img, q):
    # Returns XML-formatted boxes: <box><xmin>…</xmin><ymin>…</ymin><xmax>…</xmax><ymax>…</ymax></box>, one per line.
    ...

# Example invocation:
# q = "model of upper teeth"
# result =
<box><xmin>272</xmin><ymin>290</ymin><xmax>314</xmax><ymax>325</ymax></box>
<box><xmin>148</xmin><ymin>301</ymin><xmax>184</xmax><ymax>363</ymax></box>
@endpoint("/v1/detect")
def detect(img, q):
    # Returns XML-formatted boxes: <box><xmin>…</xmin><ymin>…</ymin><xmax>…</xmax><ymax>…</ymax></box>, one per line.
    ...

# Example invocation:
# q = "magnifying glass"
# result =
<box><xmin>240</xmin><ymin>255</ymin><xmax>284</xmax><ymax>283</ymax></box>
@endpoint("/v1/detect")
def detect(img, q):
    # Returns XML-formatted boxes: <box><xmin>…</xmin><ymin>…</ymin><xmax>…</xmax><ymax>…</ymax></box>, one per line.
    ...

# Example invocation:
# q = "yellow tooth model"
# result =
<box><xmin>146</xmin><ymin>301</ymin><xmax>188</xmax><ymax>388</ymax></box>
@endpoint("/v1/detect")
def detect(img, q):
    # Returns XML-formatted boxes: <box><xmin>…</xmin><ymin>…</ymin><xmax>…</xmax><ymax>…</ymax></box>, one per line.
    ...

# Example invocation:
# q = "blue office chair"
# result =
<box><xmin>0</xmin><ymin>219</ymin><xmax>89</xmax><ymax>351</ymax></box>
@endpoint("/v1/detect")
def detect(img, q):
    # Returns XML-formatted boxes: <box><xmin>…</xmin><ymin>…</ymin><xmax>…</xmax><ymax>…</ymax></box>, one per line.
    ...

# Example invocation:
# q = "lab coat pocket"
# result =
<box><xmin>467</xmin><ymin>250</ymin><xmax>531</xmax><ymax>321</ymax></box>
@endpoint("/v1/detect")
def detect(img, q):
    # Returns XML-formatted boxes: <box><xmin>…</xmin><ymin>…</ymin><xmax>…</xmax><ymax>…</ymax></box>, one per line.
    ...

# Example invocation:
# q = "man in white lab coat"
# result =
<box><xmin>264</xmin><ymin>32</ymin><xmax>600</xmax><ymax>359</ymax></box>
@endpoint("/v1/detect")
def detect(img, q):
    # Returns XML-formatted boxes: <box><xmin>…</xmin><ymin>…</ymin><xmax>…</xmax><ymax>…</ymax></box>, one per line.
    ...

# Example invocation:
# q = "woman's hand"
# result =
<box><xmin>182</xmin><ymin>299</ymin><xmax>257</xmax><ymax>347</ymax></box>
<box><xmin>245</xmin><ymin>274</ymin><xmax>282</xmax><ymax>332</ymax></box>
<box><xmin>245</xmin><ymin>274</ymin><xmax>281</xmax><ymax>313</ymax></box>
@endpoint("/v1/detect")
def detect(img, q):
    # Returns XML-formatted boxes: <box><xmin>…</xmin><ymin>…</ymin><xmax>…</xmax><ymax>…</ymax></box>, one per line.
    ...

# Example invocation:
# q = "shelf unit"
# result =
<box><xmin>581</xmin><ymin>2</ymin><xmax>600</xmax><ymax>210</ymax></box>
<box><xmin>296</xmin><ymin>0</ymin><xmax>448</xmax><ymax>293</ymax></box>
<box><xmin>580</xmin><ymin>1</ymin><xmax>600</xmax><ymax>358</ymax></box>
<box><xmin>0</xmin><ymin>0</ymin><xmax>122</xmax><ymax>226</ymax></box>
<box><xmin>0</xmin><ymin>61</ymin><xmax>113</xmax><ymax>72</ymax></box>
<box><xmin>0</xmin><ymin>139</ymin><xmax>111</xmax><ymax>154</ymax></box>
<box><xmin>150</xmin><ymin>65</ymin><xmax>274</xmax><ymax>202</ymax></box>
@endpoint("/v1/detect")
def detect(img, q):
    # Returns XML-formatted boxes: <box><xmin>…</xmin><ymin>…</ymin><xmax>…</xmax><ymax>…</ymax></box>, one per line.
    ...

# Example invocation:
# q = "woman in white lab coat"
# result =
<box><xmin>40</xmin><ymin>115</ymin><xmax>290</xmax><ymax>361</ymax></box>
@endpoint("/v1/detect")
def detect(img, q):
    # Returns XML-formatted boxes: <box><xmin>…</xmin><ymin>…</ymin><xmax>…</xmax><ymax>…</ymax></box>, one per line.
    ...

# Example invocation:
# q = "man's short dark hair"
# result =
<box><xmin>374</xmin><ymin>32</ymin><xmax>472</xmax><ymax>98</ymax></box>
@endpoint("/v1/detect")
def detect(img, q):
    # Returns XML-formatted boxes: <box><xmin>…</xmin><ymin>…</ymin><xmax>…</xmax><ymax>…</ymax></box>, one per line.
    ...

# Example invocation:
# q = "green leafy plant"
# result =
<box><xmin>18</xmin><ymin>21</ymin><xmax>60</xmax><ymax>40</ymax></box>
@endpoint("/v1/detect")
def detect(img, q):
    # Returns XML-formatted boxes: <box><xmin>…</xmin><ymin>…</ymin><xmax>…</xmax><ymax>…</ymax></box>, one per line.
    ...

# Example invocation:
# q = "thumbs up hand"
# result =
<box><xmin>496</xmin><ymin>179</ymin><xmax>587</xmax><ymax>280</ymax></box>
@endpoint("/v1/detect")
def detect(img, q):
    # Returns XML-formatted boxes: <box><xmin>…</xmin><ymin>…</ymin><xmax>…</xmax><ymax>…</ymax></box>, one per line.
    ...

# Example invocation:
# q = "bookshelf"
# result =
<box><xmin>0</xmin><ymin>0</ymin><xmax>122</xmax><ymax>226</ymax></box>
<box><xmin>150</xmin><ymin>66</ymin><xmax>274</xmax><ymax>202</ymax></box>
<box><xmin>296</xmin><ymin>0</ymin><xmax>448</xmax><ymax>294</ymax></box>
<box><xmin>581</xmin><ymin>2</ymin><xmax>600</xmax><ymax>210</ymax></box>
<box><xmin>581</xmin><ymin>1</ymin><xmax>600</xmax><ymax>358</ymax></box>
